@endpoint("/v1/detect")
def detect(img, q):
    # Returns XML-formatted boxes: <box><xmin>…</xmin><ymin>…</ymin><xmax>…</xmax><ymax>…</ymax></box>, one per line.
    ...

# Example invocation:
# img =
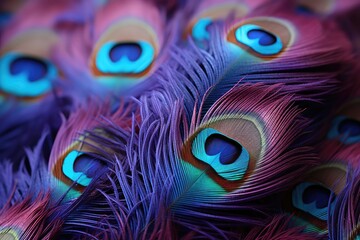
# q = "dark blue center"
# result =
<box><xmin>205</xmin><ymin>133</ymin><xmax>242</xmax><ymax>165</ymax></box>
<box><xmin>302</xmin><ymin>184</ymin><xmax>332</xmax><ymax>209</ymax></box>
<box><xmin>205</xmin><ymin>20</ymin><xmax>214</xmax><ymax>32</ymax></box>
<box><xmin>10</xmin><ymin>56</ymin><xmax>48</xmax><ymax>82</ymax></box>
<box><xmin>73</xmin><ymin>154</ymin><xmax>105</xmax><ymax>178</ymax></box>
<box><xmin>0</xmin><ymin>11</ymin><xmax>12</xmax><ymax>26</ymax></box>
<box><xmin>338</xmin><ymin>118</ymin><xmax>360</xmax><ymax>137</ymax></box>
<box><xmin>109</xmin><ymin>42</ymin><xmax>142</xmax><ymax>62</ymax></box>
<box><xmin>296</xmin><ymin>5</ymin><xmax>313</xmax><ymax>14</ymax></box>
<box><xmin>247</xmin><ymin>29</ymin><xmax>277</xmax><ymax>46</ymax></box>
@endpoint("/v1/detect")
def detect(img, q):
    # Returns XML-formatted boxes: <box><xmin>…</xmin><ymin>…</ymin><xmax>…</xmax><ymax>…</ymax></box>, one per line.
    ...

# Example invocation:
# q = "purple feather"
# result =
<box><xmin>328</xmin><ymin>167</ymin><xmax>360</xmax><ymax>240</ymax></box>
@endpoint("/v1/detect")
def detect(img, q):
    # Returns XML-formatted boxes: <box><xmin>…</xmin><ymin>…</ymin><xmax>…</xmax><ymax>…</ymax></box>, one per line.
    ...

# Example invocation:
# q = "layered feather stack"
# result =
<box><xmin>0</xmin><ymin>0</ymin><xmax>359</xmax><ymax>239</ymax></box>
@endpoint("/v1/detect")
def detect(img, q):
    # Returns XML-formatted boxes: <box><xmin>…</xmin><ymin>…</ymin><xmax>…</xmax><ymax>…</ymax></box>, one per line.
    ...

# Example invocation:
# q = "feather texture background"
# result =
<box><xmin>0</xmin><ymin>0</ymin><xmax>359</xmax><ymax>239</ymax></box>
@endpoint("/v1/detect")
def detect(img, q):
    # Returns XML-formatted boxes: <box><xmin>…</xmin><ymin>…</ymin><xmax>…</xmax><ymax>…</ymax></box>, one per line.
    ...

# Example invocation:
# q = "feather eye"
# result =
<box><xmin>90</xmin><ymin>20</ymin><xmax>158</xmax><ymax>78</ymax></box>
<box><xmin>318</xmin><ymin>97</ymin><xmax>360</xmax><ymax>167</ymax></box>
<box><xmin>226</xmin><ymin>17</ymin><xmax>293</xmax><ymax>61</ymax></box>
<box><xmin>221</xmin><ymin>2</ymin><xmax>352</xmax><ymax>71</ymax></box>
<box><xmin>50</xmin><ymin>135</ymin><xmax>107</xmax><ymax>197</ymax></box>
<box><xmin>182</xmin><ymin>114</ymin><xmax>264</xmax><ymax>191</ymax></box>
<box><xmin>49</xmin><ymin>116</ymin><xmax>106</xmax><ymax>199</ymax></box>
<box><xmin>0</xmin><ymin>0</ymin><xmax>94</xmax><ymax>102</ymax></box>
<box><xmin>328</xmin><ymin>99</ymin><xmax>360</xmax><ymax>145</ymax></box>
<box><xmin>283</xmin><ymin>163</ymin><xmax>347</xmax><ymax>233</ymax></box>
<box><xmin>0</xmin><ymin>30</ymin><xmax>59</xmax><ymax>101</ymax></box>
<box><xmin>292</xmin><ymin>182</ymin><xmax>335</xmax><ymax>221</ymax></box>
<box><xmin>179</xmin><ymin>84</ymin><xmax>315</xmax><ymax>195</ymax></box>
<box><xmin>48</xmin><ymin>101</ymin><xmax>134</xmax><ymax>200</ymax></box>
<box><xmin>184</xmin><ymin>1</ymin><xmax>248</xmax><ymax>44</ymax></box>
<box><xmin>295</xmin><ymin>0</ymin><xmax>335</xmax><ymax>15</ymax></box>
<box><xmin>89</xmin><ymin>0</ymin><xmax>166</xmax><ymax>88</ymax></box>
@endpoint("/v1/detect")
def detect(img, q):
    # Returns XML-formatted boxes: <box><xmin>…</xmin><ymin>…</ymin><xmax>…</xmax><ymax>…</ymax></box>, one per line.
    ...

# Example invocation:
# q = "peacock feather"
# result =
<box><xmin>0</xmin><ymin>0</ymin><xmax>359</xmax><ymax>239</ymax></box>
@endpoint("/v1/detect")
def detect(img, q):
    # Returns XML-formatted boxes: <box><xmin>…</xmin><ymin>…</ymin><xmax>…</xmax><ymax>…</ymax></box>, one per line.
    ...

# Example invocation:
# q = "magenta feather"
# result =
<box><xmin>0</xmin><ymin>193</ymin><xmax>57</xmax><ymax>239</ymax></box>
<box><xmin>244</xmin><ymin>215</ymin><xmax>325</xmax><ymax>240</ymax></box>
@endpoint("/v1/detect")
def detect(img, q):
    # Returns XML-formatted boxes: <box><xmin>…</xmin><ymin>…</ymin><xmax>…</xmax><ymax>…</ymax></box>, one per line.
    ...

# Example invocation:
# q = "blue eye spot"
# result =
<box><xmin>73</xmin><ymin>154</ymin><xmax>105</xmax><ymax>179</ymax></box>
<box><xmin>63</xmin><ymin>150</ymin><xmax>105</xmax><ymax>187</ymax></box>
<box><xmin>302</xmin><ymin>184</ymin><xmax>333</xmax><ymax>209</ymax></box>
<box><xmin>205</xmin><ymin>22</ymin><xmax>214</xmax><ymax>32</ymax></box>
<box><xmin>192</xmin><ymin>128</ymin><xmax>250</xmax><ymax>181</ymax></box>
<box><xmin>96</xmin><ymin>40</ymin><xmax>155</xmax><ymax>75</ymax></box>
<box><xmin>0</xmin><ymin>11</ymin><xmax>12</xmax><ymax>28</ymax></box>
<box><xmin>247</xmin><ymin>29</ymin><xmax>277</xmax><ymax>46</ymax></box>
<box><xmin>328</xmin><ymin>116</ymin><xmax>360</xmax><ymax>144</ymax></box>
<box><xmin>0</xmin><ymin>52</ymin><xmax>57</xmax><ymax>97</ymax></box>
<box><xmin>338</xmin><ymin>118</ymin><xmax>360</xmax><ymax>138</ymax></box>
<box><xmin>109</xmin><ymin>42</ymin><xmax>142</xmax><ymax>62</ymax></box>
<box><xmin>235</xmin><ymin>24</ymin><xmax>283</xmax><ymax>55</ymax></box>
<box><xmin>205</xmin><ymin>133</ymin><xmax>241</xmax><ymax>165</ymax></box>
<box><xmin>192</xmin><ymin>18</ymin><xmax>213</xmax><ymax>42</ymax></box>
<box><xmin>296</xmin><ymin>5</ymin><xmax>313</xmax><ymax>14</ymax></box>
<box><xmin>10</xmin><ymin>56</ymin><xmax>48</xmax><ymax>82</ymax></box>
<box><xmin>292</xmin><ymin>182</ymin><xmax>335</xmax><ymax>221</ymax></box>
